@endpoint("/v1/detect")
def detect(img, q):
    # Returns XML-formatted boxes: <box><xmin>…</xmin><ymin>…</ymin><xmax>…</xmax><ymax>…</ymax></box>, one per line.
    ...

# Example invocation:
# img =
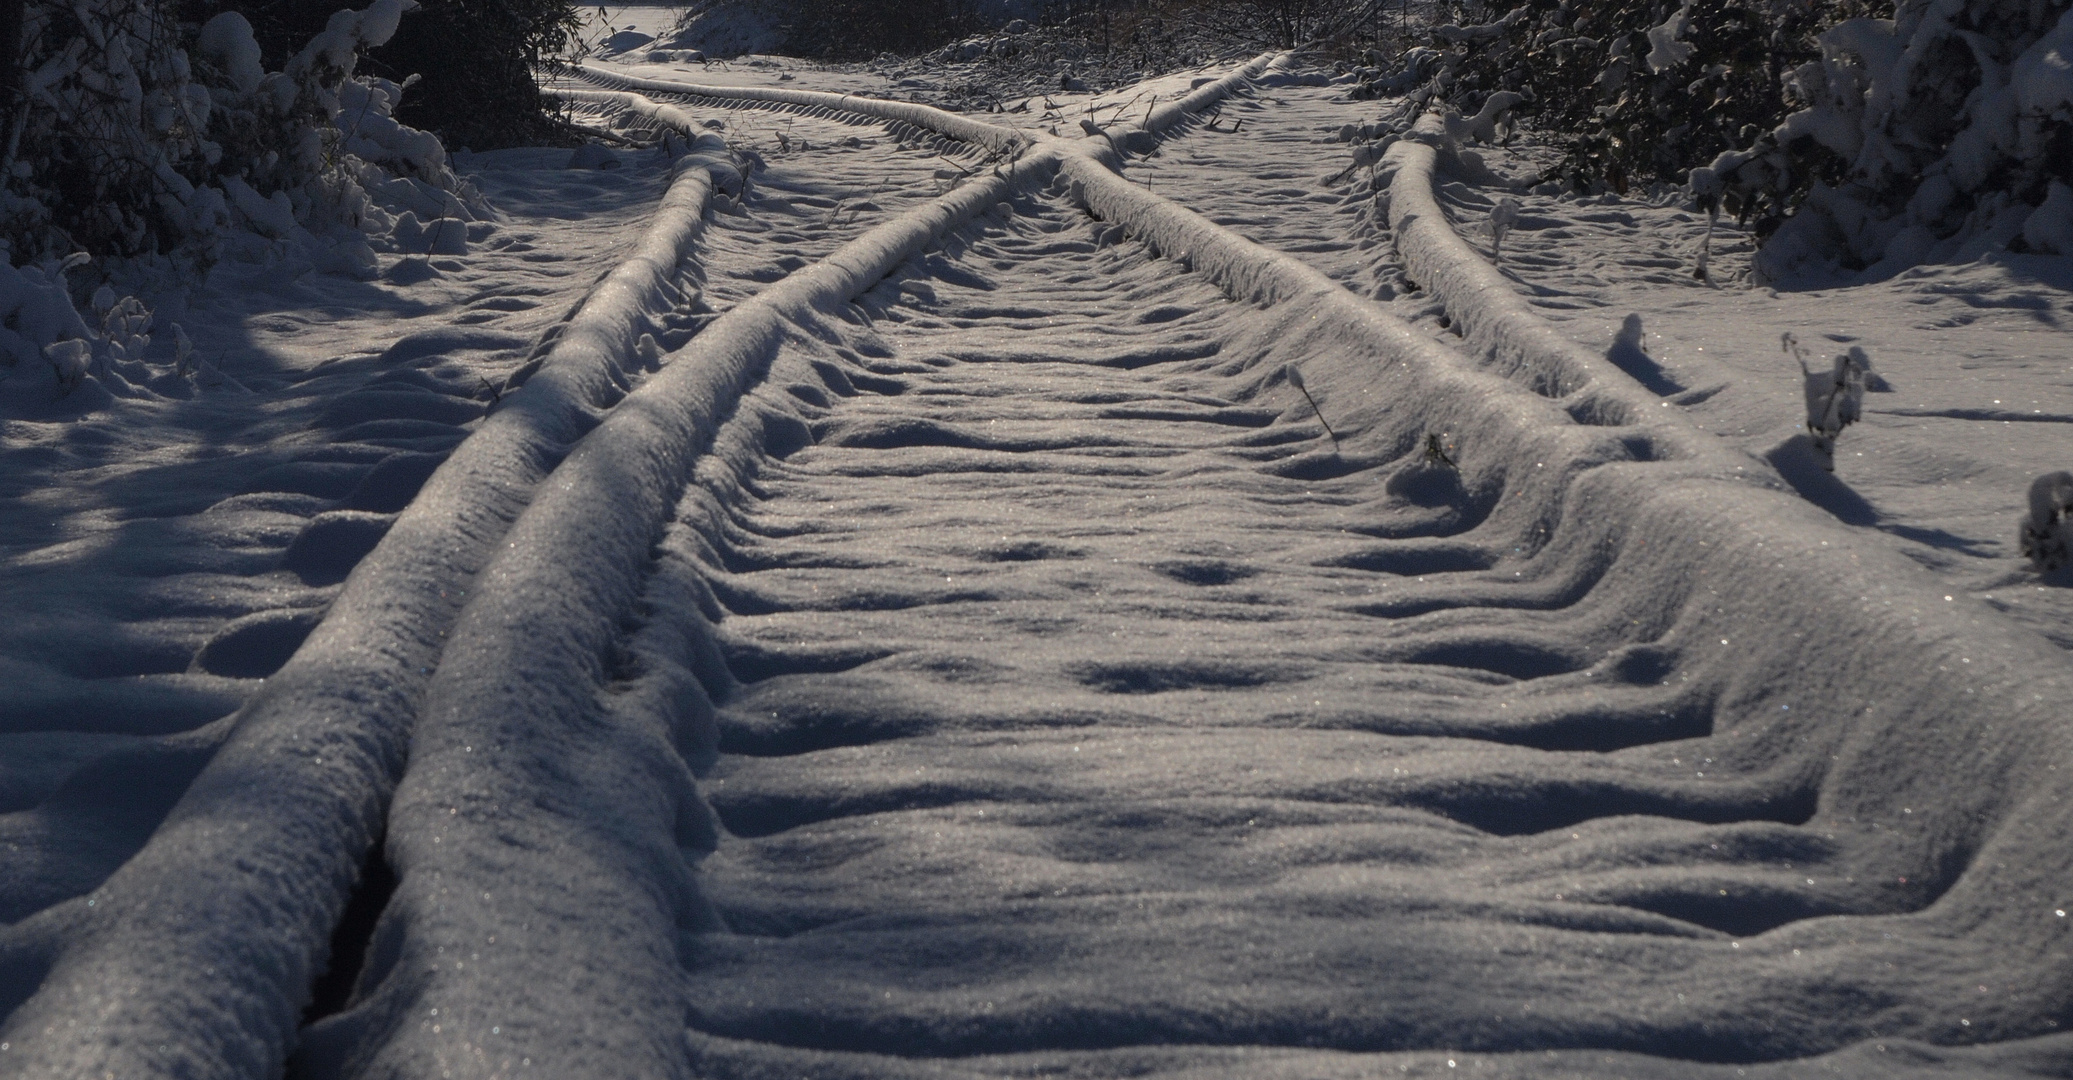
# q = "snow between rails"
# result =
<box><xmin>0</xmin><ymin>134</ymin><xmax>723</xmax><ymax>1078</ymax></box>
<box><xmin>1054</xmin><ymin>90</ymin><xmax>2073</xmax><ymax>1068</ymax></box>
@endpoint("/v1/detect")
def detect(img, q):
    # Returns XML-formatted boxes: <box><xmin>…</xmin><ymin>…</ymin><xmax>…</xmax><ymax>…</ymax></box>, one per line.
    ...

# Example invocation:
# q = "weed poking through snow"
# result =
<box><xmin>172</xmin><ymin>325</ymin><xmax>196</xmax><ymax>378</ymax></box>
<box><xmin>1283</xmin><ymin>365</ymin><xmax>1338</xmax><ymax>448</ymax></box>
<box><xmin>1785</xmin><ymin>333</ymin><xmax>1871</xmax><ymax>472</ymax></box>
<box><xmin>1691</xmin><ymin>186</ymin><xmax>1721</xmax><ymax>283</ymax></box>
<box><xmin>2021</xmin><ymin>472</ymin><xmax>2073</xmax><ymax>573</ymax></box>
<box><xmin>1327</xmin><ymin>143</ymin><xmax>1386</xmax><ymax>187</ymax></box>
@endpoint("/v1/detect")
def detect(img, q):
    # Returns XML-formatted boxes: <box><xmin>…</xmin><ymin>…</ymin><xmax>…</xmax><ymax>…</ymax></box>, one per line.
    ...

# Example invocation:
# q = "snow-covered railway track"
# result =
<box><xmin>660</xmin><ymin>75</ymin><xmax>2073</xmax><ymax>1080</ymax></box>
<box><xmin>4</xmin><ymin>55</ymin><xmax>2071</xmax><ymax>1080</ymax></box>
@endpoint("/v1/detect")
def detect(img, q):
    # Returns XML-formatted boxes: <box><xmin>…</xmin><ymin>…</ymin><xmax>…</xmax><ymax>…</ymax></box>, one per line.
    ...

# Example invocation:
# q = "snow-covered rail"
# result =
<box><xmin>1381</xmin><ymin>112</ymin><xmax>1715</xmax><ymax>432</ymax></box>
<box><xmin>6</xmin><ymin>51</ymin><xmax>2073</xmax><ymax>1080</ymax></box>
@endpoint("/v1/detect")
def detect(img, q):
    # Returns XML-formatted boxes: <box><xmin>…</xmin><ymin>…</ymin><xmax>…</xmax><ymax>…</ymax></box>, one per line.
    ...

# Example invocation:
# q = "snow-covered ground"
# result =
<box><xmin>577</xmin><ymin>4</ymin><xmax>693</xmax><ymax>55</ymax></box>
<box><xmin>3</xmin><ymin>45</ymin><xmax>2071</xmax><ymax>1080</ymax></box>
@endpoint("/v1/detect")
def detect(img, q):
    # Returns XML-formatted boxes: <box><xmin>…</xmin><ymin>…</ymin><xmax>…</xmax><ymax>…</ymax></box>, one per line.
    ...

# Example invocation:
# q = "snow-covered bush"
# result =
<box><xmin>370</xmin><ymin>0</ymin><xmax>583</xmax><ymax>150</ymax></box>
<box><xmin>2020</xmin><ymin>471</ymin><xmax>2073</xmax><ymax>572</ymax></box>
<box><xmin>0</xmin><ymin>254</ymin><xmax>94</xmax><ymax>384</ymax></box>
<box><xmin>0</xmin><ymin>0</ymin><xmax>496</xmax><ymax>412</ymax></box>
<box><xmin>1785</xmin><ymin>332</ymin><xmax>1873</xmax><ymax>470</ymax></box>
<box><xmin>1</xmin><ymin>0</ymin><xmax>479</xmax><ymax>268</ymax></box>
<box><xmin>1369</xmin><ymin>0</ymin><xmax>1893</xmax><ymax>193</ymax></box>
<box><xmin>1351</xmin><ymin>0</ymin><xmax>1873</xmax><ymax>191</ymax></box>
<box><xmin>0</xmin><ymin>249</ymin><xmax>241</xmax><ymax>414</ymax></box>
<box><xmin>1694</xmin><ymin>0</ymin><xmax>2073</xmax><ymax>278</ymax></box>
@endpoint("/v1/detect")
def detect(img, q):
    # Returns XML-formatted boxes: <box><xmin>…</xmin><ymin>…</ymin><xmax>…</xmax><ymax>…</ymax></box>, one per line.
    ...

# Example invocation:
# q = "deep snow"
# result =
<box><xmin>1</xmin><ymin>43</ymin><xmax>2071</xmax><ymax>1080</ymax></box>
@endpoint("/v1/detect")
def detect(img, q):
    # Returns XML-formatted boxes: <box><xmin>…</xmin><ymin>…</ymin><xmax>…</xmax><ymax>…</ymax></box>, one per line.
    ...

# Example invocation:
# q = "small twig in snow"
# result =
<box><xmin>1786</xmin><ymin>333</ymin><xmax>1872</xmax><ymax>471</ymax></box>
<box><xmin>1284</xmin><ymin>364</ymin><xmax>1338</xmax><ymax>446</ymax></box>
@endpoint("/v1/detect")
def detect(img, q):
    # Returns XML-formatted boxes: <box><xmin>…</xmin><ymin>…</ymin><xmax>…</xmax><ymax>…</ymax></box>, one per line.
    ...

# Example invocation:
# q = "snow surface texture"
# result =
<box><xmin>650</xmin><ymin>67</ymin><xmax>2073</xmax><ymax>1078</ymax></box>
<box><xmin>3</xmin><ymin>48</ymin><xmax>2073</xmax><ymax>1080</ymax></box>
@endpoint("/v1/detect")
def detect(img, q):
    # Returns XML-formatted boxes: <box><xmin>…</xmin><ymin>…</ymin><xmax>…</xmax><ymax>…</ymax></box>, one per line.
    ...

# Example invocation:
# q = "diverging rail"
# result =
<box><xmin>1381</xmin><ymin>112</ymin><xmax>1720</xmax><ymax>435</ymax></box>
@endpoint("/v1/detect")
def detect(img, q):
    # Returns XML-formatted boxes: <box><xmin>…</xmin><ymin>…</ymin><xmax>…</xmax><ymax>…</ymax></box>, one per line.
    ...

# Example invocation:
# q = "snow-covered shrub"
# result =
<box><xmin>1784</xmin><ymin>332</ymin><xmax>1872</xmax><ymax>470</ymax></box>
<box><xmin>2</xmin><ymin>0</ymin><xmax>215</xmax><ymax>259</ymax></box>
<box><xmin>1390</xmin><ymin>0</ymin><xmax>1893</xmax><ymax>194</ymax></box>
<box><xmin>0</xmin><ymin>0</ymin><xmax>495</xmax><ymax>412</ymax></box>
<box><xmin>1695</xmin><ymin>0</ymin><xmax>2073</xmax><ymax>279</ymax></box>
<box><xmin>370</xmin><ymin>0</ymin><xmax>583</xmax><ymax>149</ymax></box>
<box><xmin>0</xmin><ymin>253</ymin><xmax>93</xmax><ymax>376</ymax></box>
<box><xmin>1</xmin><ymin>0</ymin><xmax>480</xmax><ymax>269</ymax></box>
<box><xmin>0</xmin><ymin>249</ymin><xmax>215</xmax><ymax>412</ymax></box>
<box><xmin>2020</xmin><ymin>471</ymin><xmax>2073</xmax><ymax>572</ymax></box>
<box><xmin>1347</xmin><ymin>46</ymin><xmax>1448</xmax><ymax>98</ymax></box>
